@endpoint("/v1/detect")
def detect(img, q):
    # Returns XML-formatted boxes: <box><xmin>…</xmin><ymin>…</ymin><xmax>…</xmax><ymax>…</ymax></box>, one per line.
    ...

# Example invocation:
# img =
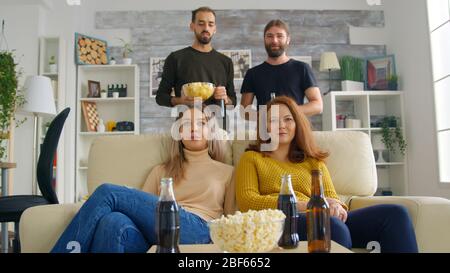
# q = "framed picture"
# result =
<box><xmin>366</xmin><ymin>55</ymin><xmax>396</xmax><ymax>90</ymax></box>
<box><xmin>88</xmin><ymin>80</ymin><xmax>101</xmax><ymax>98</ymax></box>
<box><xmin>149</xmin><ymin>57</ymin><xmax>166</xmax><ymax>97</ymax></box>
<box><xmin>219</xmin><ymin>50</ymin><xmax>252</xmax><ymax>80</ymax></box>
<box><xmin>81</xmin><ymin>101</ymin><xmax>100</xmax><ymax>132</ymax></box>
<box><xmin>290</xmin><ymin>56</ymin><xmax>313</xmax><ymax>68</ymax></box>
<box><xmin>75</xmin><ymin>33</ymin><xmax>109</xmax><ymax>65</ymax></box>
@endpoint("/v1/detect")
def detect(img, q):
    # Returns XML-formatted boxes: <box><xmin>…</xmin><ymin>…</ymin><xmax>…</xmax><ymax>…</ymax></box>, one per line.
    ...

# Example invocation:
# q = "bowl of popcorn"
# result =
<box><xmin>182</xmin><ymin>82</ymin><xmax>215</xmax><ymax>100</ymax></box>
<box><xmin>208</xmin><ymin>209</ymin><xmax>285</xmax><ymax>253</ymax></box>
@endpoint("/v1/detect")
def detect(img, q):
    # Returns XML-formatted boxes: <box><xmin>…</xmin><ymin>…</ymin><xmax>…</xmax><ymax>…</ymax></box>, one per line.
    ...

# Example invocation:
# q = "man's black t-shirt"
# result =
<box><xmin>156</xmin><ymin>46</ymin><xmax>236</xmax><ymax>107</ymax></box>
<box><xmin>240</xmin><ymin>59</ymin><xmax>317</xmax><ymax>107</ymax></box>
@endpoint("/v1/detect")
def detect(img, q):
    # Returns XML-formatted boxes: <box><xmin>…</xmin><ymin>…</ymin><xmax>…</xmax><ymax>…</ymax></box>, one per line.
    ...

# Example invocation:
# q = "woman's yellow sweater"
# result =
<box><xmin>236</xmin><ymin>151</ymin><xmax>345</xmax><ymax>212</ymax></box>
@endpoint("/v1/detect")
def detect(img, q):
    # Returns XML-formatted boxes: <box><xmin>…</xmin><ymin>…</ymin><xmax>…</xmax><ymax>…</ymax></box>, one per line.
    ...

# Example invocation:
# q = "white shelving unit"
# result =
<box><xmin>323</xmin><ymin>91</ymin><xmax>407</xmax><ymax>195</ymax></box>
<box><xmin>76</xmin><ymin>64</ymin><xmax>140</xmax><ymax>201</ymax></box>
<box><xmin>37</xmin><ymin>36</ymin><xmax>66</xmax><ymax>202</ymax></box>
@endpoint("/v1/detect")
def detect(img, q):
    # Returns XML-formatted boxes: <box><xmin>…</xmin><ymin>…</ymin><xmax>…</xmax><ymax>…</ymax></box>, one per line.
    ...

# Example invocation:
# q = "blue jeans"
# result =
<box><xmin>297</xmin><ymin>204</ymin><xmax>418</xmax><ymax>253</ymax></box>
<box><xmin>51</xmin><ymin>184</ymin><xmax>211</xmax><ymax>253</ymax></box>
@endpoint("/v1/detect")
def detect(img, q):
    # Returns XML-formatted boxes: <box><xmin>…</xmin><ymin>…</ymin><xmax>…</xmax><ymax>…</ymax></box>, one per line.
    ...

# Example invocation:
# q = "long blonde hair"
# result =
<box><xmin>163</xmin><ymin>106</ymin><xmax>226</xmax><ymax>183</ymax></box>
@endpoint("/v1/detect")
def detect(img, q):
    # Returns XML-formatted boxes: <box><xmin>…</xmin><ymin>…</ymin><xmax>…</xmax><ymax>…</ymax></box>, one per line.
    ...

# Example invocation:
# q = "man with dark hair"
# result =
<box><xmin>156</xmin><ymin>7</ymin><xmax>236</xmax><ymax>108</ymax></box>
<box><xmin>240</xmin><ymin>19</ymin><xmax>323</xmax><ymax>117</ymax></box>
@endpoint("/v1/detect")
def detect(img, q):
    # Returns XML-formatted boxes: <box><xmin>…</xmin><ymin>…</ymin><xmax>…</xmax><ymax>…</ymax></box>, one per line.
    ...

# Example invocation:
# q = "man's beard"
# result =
<box><xmin>195</xmin><ymin>31</ymin><xmax>212</xmax><ymax>45</ymax></box>
<box><xmin>265</xmin><ymin>43</ymin><xmax>287</xmax><ymax>58</ymax></box>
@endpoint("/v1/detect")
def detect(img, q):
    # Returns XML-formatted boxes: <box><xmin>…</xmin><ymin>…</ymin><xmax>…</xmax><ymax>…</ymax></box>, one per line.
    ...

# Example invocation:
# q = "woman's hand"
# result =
<box><xmin>326</xmin><ymin>198</ymin><xmax>348</xmax><ymax>222</ymax></box>
<box><xmin>296</xmin><ymin>201</ymin><xmax>308</xmax><ymax>212</ymax></box>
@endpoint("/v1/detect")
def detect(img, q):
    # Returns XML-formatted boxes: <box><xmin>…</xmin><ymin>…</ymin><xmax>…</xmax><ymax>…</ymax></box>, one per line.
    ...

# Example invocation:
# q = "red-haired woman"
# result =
<box><xmin>236</xmin><ymin>96</ymin><xmax>418</xmax><ymax>253</ymax></box>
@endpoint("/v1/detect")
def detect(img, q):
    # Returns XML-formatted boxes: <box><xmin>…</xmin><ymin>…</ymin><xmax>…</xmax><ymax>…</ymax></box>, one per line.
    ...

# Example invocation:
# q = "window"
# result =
<box><xmin>428</xmin><ymin>0</ymin><xmax>450</xmax><ymax>182</ymax></box>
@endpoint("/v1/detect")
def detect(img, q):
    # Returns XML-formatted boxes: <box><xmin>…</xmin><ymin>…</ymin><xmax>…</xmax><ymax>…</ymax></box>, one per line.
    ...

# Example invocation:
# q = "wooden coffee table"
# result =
<box><xmin>148</xmin><ymin>241</ymin><xmax>352</xmax><ymax>253</ymax></box>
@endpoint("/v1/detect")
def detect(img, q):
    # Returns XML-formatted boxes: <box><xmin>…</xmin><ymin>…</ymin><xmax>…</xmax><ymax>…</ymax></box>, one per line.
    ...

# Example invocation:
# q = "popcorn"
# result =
<box><xmin>182</xmin><ymin>82</ymin><xmax>214</xmax><ymax>100</ymax></box>
<box><xmin>208</xmin><ymin>209</ymin><xmax>285</xmax><ymax>253</ymax></box>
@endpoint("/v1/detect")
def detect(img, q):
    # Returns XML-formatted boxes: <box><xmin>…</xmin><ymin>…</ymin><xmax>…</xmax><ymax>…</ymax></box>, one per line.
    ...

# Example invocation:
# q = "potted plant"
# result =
<box><xmin>0</xmin><ymin>50</ymin><xmax>26</xmax><ymax>161</ymax></box>
<box><xmin>49</xmin><ymin>55</ymin><xmax>57</xmax><ymax>73</ymax></box>
<box><xmin>379</xmin><ymin>116</ymin><xmax>407</xmax><ymax>157</ymax></box>
<box><xmin>388</xmin><ymin>74</ymin><xmax>399</xmax><ymax>90</ymax></box>
<box><xmin>118</xmin><ymin>38</ymin><xmax>133</xmax><ymax>65</ymax></box>
<box><xmin>340</xmin><ymin>56</ymin><xmax>365</xmax><ymax>91</ymax></box>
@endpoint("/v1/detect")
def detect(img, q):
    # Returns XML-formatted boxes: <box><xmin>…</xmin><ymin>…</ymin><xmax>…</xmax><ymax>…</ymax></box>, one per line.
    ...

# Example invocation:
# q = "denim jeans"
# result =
<box><xmin>297</xmin><ymin>204</ymin><xmax>418</xmax><ymax>253</ymax></box>
<box><xmin>51</xmin><ymin>183</ymin><xmax>211</xmax><ymax>253</ymax></box>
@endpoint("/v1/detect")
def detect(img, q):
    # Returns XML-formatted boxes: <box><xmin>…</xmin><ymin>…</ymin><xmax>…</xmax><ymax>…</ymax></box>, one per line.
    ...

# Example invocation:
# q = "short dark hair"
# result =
<box><xmin>264</xmin><ymin>19</ymin><xmax>290</xmax><ymax>36</ymax></box>
<box><xmin>191</xmin><ymin>6</ymin><xmax>216</xmax><ymax>22</ymax></box>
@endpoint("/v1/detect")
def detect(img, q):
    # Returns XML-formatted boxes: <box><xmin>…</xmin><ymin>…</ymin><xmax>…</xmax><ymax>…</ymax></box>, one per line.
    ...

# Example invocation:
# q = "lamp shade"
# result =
<box><xmin>21</xmin><ymin>76</ymin><xmax>56</xmax><ymax>117</ymax></box>
<box><xmin>320</xmin><ymin>52</ymin><xmax>341</xmax><ymax>72</ymax></box>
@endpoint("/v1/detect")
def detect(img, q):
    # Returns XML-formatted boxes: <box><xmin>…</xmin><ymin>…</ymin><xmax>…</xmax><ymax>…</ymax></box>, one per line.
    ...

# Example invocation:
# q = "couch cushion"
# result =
<box><xmin>232</xmin><ymin>131</ymin><xmax>377</xmax><ymax>199</ymax></box>
<box><xmin>87</xmin><ymin>134</ymin><xmax>233</xmax><ymax>194</ymax></box>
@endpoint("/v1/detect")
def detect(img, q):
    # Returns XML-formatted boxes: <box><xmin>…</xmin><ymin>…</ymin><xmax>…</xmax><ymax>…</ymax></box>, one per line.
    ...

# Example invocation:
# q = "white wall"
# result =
<box><xmin>7</xmin><ymin>0</ymin><xmax>449</xmax><ymax>200</ymax></box>
<box><xmin>384</xmin><ymin>0</ymin><xmax>450</xmax><ymax>197</ymax></box>
<box><xmin>0</xmin><ymin>4</ymin><xmax>43</xmax><ymax>195</ymax></box>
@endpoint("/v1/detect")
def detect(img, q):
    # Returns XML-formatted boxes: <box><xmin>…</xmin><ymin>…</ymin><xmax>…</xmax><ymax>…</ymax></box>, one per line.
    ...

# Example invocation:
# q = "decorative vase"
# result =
<box><xmin>49</xmin><ymin>64</ymin><xmax>57</xmax><ymax>73</ymax></box>
<box><xmin>341</xmin><ymin>80</ymin><xmax>364</xmax><ymax>91</ymax></box>
<box><xmin>122</xmin><ymin>58</ymin><xmax>132</xmax><ymax>65</ymax></box>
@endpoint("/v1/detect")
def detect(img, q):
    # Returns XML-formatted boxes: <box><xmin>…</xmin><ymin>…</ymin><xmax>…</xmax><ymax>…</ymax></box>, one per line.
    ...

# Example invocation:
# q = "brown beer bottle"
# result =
<box><xmin>306</xmin><ymin>170</ymin><xmax>331</xmax><ymax>253</ymax></box>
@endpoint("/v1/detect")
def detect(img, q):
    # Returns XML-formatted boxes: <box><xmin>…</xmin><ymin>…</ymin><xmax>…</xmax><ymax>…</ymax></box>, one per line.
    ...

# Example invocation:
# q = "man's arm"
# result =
<box><xmin>240</xmin><ymin>92</ymin><xmax>256</xmax><ymax>121</ymax></box>
<box><xmin>225</xmin><ymin>59</ymin><xmax>237</xmax><ymax>106</ymax></box>
<box><xmin>298</xmin><ymin>87</ymin><xmax>323</xmax><ymax>116</ymax></box>
<box><xmin>155</xmin><ymin>54</ymin><xmax>176</xmax><ymax>107</ymax></box>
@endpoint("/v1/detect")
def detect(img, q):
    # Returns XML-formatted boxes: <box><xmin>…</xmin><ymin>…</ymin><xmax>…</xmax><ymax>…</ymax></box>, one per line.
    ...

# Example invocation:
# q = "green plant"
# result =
<box><xmin>49</xmin><ymin>55</ymin><xmax>56</xmax><ymax>65</ymax></box>
<box><xmin>118</xmin><ymin>38</ymin><xmax>133</xmax><ymax>58</ymax></box>
<box><xmin>380</xmin><ymin>116</ymin><xmax>407</xmax><ymax>156</ymax></box>
<box><xmin>0</xmin><ymin>50</ymin><xmax>26</xmax><ymax>161</ymax></box>
<box><xmin>339</xmin><ymin>56</ymin><xmax>364</xmax><ymax>82</ymax></box>
<box><xmin>388</xmin><ymin>74</ymin><xmax>399</xmax><ymax>90</ymax></box>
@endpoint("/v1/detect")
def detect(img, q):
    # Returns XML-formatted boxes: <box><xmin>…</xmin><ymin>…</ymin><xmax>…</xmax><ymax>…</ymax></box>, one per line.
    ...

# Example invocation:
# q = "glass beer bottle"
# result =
<box><xmin>156</xmin><ymin>177</ymin><xmax>180</xmax><ymax>253</ymax></box>
<box><xmin>277</xmin><ymin>174</ymin><xmax>300</xmax><ymax>249</ymax></box>
<box><xmin>306</xmin><ymin>170</ymin><xmax>331</xmax><ymax>253</ymax></box>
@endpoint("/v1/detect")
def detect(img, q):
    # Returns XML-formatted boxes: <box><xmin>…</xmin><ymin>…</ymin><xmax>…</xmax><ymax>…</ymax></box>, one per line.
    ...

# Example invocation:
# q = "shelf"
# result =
<box><xmin>42</xmin><ymin>72</ymin><xmax>58</xmax><ymax>78</ymax></box>
<box><xmin>336</xmin><ymin>128</ymin><xmax>370</xmax><ymax>131</ymax></box>
<box><xmin>80</xmin><ymin>97</ymin><xmax>135</xmax><ymax>102</ymax></box>
<box><xmin>79</xmin><ymin>64</ymin><xmax>137</xmax><ymax>70</ymax></box>
<box><xmin>79</xmin><ymin>131</ymin><xmax>135</xmax><ymax>136</ymax></box>
<box><xmin>328</xmin><ymin>91</ymin><xmax>404</xmax><ymax>96</ymax></box>
<box><xmin>376</xmin><ymin>162</ymin><xmax>405</xmax><ymax>166</ymax></box>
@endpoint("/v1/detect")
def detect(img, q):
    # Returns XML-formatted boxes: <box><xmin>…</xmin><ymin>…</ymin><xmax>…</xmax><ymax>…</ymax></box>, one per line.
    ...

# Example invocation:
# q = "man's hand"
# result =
<box><xmin>213</xmin><ymin>86</ymin><xmax>229</xmax><ymax>104</ymax></box>
<box><xmin>171</xmin><ymin>96</ymin><xmax>195</xmax><ymax>106</ymax></box>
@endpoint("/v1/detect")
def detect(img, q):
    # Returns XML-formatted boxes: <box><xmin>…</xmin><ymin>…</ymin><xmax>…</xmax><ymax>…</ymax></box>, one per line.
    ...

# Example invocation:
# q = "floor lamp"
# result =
<box><xmin>320</xmin><ymin>52</ymin><xmax>341</xmax><ymax>96</ymax></box>
<box><xmin>20</xmin><ymin>76</ymin><xmax>56</xmax><ymax>195</ymax></box>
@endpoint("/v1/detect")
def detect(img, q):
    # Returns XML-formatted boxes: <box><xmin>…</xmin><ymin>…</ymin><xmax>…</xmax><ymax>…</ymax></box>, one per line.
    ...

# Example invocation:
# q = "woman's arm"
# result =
<box><xmin>223</xmin><ymin>172</ymin><xmax>238</xmax><ymax>216</ymax></box>
<box><xmin>141</xmin><ymin>165</ymin><xmax>164</xmax><ymax>195</ymax></box>
<box><xmin>236</xmin><ymin>152</ymin><xmax>279</xmax><ymax>211</ymax></box>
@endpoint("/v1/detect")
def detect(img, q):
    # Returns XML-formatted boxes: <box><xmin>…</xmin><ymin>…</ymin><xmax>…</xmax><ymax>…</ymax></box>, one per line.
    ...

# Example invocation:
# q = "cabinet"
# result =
<box><xmin>37</xmin><ymin>37</ymin><xmax>66</xmax><ymax>201</ymax></box>
<box><xmin>322</xmin><ymin>91</ymin><xmax>407</xmax><ymax>195</ymax></box>
<box><xmin>76</xmin><ymin>65</ymin><xmax>140</xmax><ymax>201</ymax></box>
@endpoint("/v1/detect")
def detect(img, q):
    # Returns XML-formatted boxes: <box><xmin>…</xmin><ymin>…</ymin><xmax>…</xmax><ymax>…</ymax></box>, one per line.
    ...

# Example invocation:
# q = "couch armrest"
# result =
<box><xmin>20</xmin><ymin>203</ymin><xmax>82</xmax><ymax>253</ymax></box>
<box><xmin>349</xmin><ymin>196</ymin><xmax>450</xmax><ymax>253</ymax></box>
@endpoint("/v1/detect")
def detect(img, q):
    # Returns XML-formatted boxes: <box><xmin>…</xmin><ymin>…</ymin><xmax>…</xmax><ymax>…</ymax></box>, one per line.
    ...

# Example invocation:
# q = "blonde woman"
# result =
<box><xmin>51</xmin><ymin>106</ymin><xmax>235</xmax><ymax>253</ymax></box>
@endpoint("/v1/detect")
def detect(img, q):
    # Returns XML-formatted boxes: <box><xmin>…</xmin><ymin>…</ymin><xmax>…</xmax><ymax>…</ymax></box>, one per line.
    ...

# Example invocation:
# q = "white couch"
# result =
<box><xmin>20</xmin><ymin>131</ymin><xmax>450</xmax><ymax>252</ymax></box>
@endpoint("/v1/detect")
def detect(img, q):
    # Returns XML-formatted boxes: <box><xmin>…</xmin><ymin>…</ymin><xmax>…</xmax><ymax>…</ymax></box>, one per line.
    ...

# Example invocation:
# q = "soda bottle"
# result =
<box><xmin>155</xmin><ymin>177</ymin><xmax>180</xmax><ymax>253</ymax></box>
<box><xmin>306</xmin><ymin>170</ymin><xmax>331</xmax><ymax>253</ymax></box>
<box><xmin>277</xmin><ymin>174</ymin><xmax>299</xmax><ymax>249</ymax></box>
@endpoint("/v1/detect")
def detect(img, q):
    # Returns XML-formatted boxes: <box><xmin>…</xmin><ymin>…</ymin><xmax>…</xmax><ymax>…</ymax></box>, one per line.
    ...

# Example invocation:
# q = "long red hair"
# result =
<box><xmin>247</xmin><ymin>96</ymin><xmax>329</xmax><ymax>162</ymax></box>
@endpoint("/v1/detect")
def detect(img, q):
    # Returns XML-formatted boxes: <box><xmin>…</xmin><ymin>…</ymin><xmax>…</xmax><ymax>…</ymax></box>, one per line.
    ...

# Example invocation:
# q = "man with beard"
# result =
<box><xmin>240</xmin><ymin>20</ymin><xmax>323</xmax><ymax>117</ymax></box>
<box><xmin>156</xmin><ymin>7</ymin><xmax>236</xmax><ymax>108</ymax></box>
